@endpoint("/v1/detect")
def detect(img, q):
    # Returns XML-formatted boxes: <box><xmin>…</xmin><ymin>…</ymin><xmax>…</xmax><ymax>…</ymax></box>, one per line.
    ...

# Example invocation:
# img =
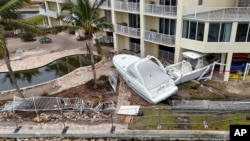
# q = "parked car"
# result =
<box><xmin>39</xmin><ymin>36</ymin><xmax>52</xmax><ymax>44</ymax></box>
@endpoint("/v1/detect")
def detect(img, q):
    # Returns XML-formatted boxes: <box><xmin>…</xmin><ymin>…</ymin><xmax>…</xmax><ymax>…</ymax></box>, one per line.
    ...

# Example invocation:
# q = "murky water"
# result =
<box><xmin>0</xmin><ymin>54</ymin><xmax>101</xmax><ymax>91</ymax></box>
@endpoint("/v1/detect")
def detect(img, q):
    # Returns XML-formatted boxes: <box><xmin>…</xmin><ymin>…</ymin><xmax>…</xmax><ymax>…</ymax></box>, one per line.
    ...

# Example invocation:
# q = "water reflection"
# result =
<box><xmin>0</xmin><ymin>54</ymin><xmax>101</xmax><ymax>91</ymax></box>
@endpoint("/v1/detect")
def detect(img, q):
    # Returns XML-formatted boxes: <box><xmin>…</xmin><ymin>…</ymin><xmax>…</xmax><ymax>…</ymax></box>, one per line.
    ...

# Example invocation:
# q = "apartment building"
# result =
<box><xmin>41</xmin><ymin>0</ymin><xmax>250</xmax><ymax>81</ymax></box>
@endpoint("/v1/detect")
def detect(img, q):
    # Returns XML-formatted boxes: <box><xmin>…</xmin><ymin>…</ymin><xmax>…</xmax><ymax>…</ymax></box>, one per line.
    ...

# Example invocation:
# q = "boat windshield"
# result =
<box><xmin>137</xmin><ymin>60</ymin><xmax>169</xmax><ymax>90</ymax></box>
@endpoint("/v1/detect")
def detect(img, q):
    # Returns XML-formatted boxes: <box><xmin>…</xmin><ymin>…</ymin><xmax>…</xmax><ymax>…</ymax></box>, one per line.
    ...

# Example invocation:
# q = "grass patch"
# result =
<box><xmin>191</xmin><ymin>93</ymin><xmax>224</xmax><ymax>100</ymax></box>
<box><xmin>24</xmin><ymin>15</ymin><xmax>46</xmax><ymax>24</ymax></box>
<box><xmin>202</xmin><ymin>81</ymin><xmax>227</xmax><ymax>90</ymax></box>
<box><xmin>128</xmin><ymin>107</ymin><xmax>250</xmax><ymax>130</ymax></box>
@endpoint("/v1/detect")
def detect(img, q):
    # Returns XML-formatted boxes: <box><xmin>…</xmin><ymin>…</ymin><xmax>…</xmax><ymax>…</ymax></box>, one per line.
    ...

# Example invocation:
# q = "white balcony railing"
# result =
<box><xmin>100</xmin><ymin>0</ymin><xmax>111</xmax><ymax>9</ymax></box>
<box><xmin>114</xmin><ymin>1</ymin><xmax>139</xmax><ymax>13</ymax></box>
<box><xmin>98</xmin><ymin>35</ymin><xmax>113</xmax><ymax>44</ymax></box>
<box><xmin>144</xmin><ymin>30</ymin><xmax>175</xmax><ymax>46</ymax></box>
<box><xmin>144</xmin><ymin>3</ymin><xmax>177</xmax><ymax>16</ymax></box>
<box><xmin>116</xmin><ymin>24</ymin><xmax>140</xmax><ymax>38</ymax></box>
<box><xmin>47</xmin><ymin>10</ymin><xmax>58</xmax><ymax>18</ymax></box>
<box><xmin>39</xmin><ymin>8</ymin><xmax>58</xmax><ymax>18</ymax></box>
<box><xmin>183</xmin><ymin>7</ymin><xmax>250</xmax><ymax>21</ymax></box>
<box><xmin>57</xmin><ymin>0</ymin><xmax>68</xmax><ymax>3</ymax></box>
<box><xmin>158</xmin><ymin>51</ymin><xmax>174</xmax><ymax>63</ymax></box>
<box><xmin>39</xmin><ymin>7</ymin><xmax>46</xmax><ymax>15</ymax></box>
<box><xmin>130</xmin><ymin>42</ymin><xmax>140</xmax><ymax>54</ymax></box>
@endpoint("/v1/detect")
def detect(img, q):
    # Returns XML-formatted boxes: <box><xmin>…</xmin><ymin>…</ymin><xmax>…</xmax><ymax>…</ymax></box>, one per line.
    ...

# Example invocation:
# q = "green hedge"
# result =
<box><xmin>20</xmin><ymin>32</ymin><xmax>35</xmax><ymax>42</ymax></box>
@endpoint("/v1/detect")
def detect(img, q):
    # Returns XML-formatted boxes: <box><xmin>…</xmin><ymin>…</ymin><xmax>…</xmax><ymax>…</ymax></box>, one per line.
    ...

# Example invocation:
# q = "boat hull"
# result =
<box><xmin>113</xmin><ymin>54</ymin><xmax>178</xmax><ymax>104</ymax></box>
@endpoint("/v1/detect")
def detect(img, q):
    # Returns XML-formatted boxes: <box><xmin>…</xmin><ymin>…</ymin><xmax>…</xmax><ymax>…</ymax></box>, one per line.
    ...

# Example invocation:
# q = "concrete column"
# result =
<box><xmin>45</xmin><ymin>1</ymin><xmax>52</xmax><ymax>27</ymax></box>
<box><xmin>224</xmin><ymin>52</ymin><xmax>233</xmax><ymax>81</ymax></box>
<box><xmin>56</xmin><ymin>0</ymin><xmax>63</xmax><ymax>25</ymax></box>
<box><xmin>140</xmin><ymin>1</ymin><xmax>145</xmax><ymax>57</ymax></box>
<box><xmin>111</xmin><ymin>0</ymin><xmax>118</xmax><ymax>51</ymax></box>
<box><xmin>203</xmin><ymin>22</ymin><xmax>209</xmax><ymax>42</ymax></box>
<box><xmin>220</xmin><ymin>53</ymin><xmax>226</xmax><ymax>73</ymax></box>
<box><xmin>174</xmin><ymin>0</ymin><xmax>183</xmax><ymax>63</ymax></box>
<box><xmin>230</xmin><ymin>22</ymin><xmax>238</xmax><ymax>42</ymax></box>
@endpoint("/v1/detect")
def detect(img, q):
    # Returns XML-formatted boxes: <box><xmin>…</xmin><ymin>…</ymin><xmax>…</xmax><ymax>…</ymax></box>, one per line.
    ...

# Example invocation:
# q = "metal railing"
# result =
<box><xmin>99</xmin><ymin>0</ymin><xmax>111</xmax><ymax>9</ymax></box>
<box><xmin>116</xmin><ymin>24</ymin><xmax>140</xmax><ymax>38</ymax></box>
<box><xmin>183</xmin><ymin>6</ymin><xmax>250</xmax><ymax>21</ymax></box>
<box><xmin>39</xmin><ymin>8</ymin><xmax>58</xmax><ymax>18</ymax></box>
<box><xmin>98</xmin><ymin>35</ymin><xmax>114</xmax><ymax>44</ymax></box>
<box><xmin>57</xmin><ymin>0</ymin><xmax>68</xmax><ymax>3</ymax></box>
<box><xmin>39</xmin><ymin>7</ymin><xmax>46</xmax><ymax>15</ymax></box>
<box><xmin>144</xmin><ymin>30</ymin><xmax>175</xmax><ymax>46</ymax></box>
<box><xmin>114</xmin><ymin>1</ymin><xmax>139</xmax><ymax>13</ymax></box>
<box><xmin>129</xmin><ymin>42</ymin><xmax>140</xmax><ymax>54</ymax></box>
<box><xmin>144</xmin><ymin>3</ymin><xmax>177</xmax><ymax>16</ymax></box>
<box><xmin>158</xmin><ymin>50</ymin><xmax>174</xmax><ymax>63</ymax></box>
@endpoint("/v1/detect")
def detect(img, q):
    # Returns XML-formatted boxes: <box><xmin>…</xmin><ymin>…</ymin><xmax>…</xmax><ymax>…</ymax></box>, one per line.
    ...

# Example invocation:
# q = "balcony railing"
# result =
<box><xmin>116</xmin><ymin>24</ymin><xmax>140</xmax><ymax>38</ymax></box>
<box><xmin>58</xmin><ymin>0</ymin><xmax>68</xmax><ymax>3</ymax></box>
<box><xmin>158</xmin><ymin>51</ymin><xmax>174</xmax><ymax>63</ymax></box>
<box><xmin>130</xmin><ymin>42</ymin><xmax>140</xmax><ymax>54</ymax></box>
<box><xmin>39</xmin><ymin>8</ymin><xmax>46</xmax><ymax>15</ymax></box>
<box><xmin>144</xmin><ymin>30</ymin><xmax>175</xmax><ymax>46</ymax></box>
<box><xmin>114</xmin><ymin>1</ymin><xmax>139</xmax><ymax>13</ymax></box>
<box><xmin>98</xmin><ymin>35</ymin><xmax>113</xmax><ymax>44</ymax></box>
<box><xmin>39</xmin><ymin>8</ymin><xmax>58</xmax><ymax>18</ymax></box>
<box><xmin>99</xmin><ymin>0</ymin><xmax>111</xmax><ymax>9</ymax></box>
<box><xmin>144</xmin><ymin>3</ymin><xmax>177</xmax><ymax>16</ymax></box>
<box><xmin>183</xmin><ymin>7</ymin><xmax>250</xmax><ymax>21</ymax></box>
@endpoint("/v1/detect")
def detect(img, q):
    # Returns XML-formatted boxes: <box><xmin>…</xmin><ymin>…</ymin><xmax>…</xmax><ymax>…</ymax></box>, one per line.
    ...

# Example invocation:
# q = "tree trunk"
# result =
<box><xmin>85</xmin><ymin>40</ymin><xmax>97</xmax><ymax>84</ymax></box>
<box><xmin>3</xmin><ymin>49</ymin><xmax>24</xmax><ymax>98</ymax></box>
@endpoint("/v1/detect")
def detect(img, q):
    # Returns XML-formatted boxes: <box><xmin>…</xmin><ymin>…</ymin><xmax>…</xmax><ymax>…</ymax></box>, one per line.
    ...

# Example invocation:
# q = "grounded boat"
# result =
<box><xmin>113</xmin><ymin>54</ymin><xmax>178</xmax><ymax>104</ymax></box>
<box><xmin>165</xmin><ymin>51</ymin><xmax>217</xmax><ymax>85</ymax></box>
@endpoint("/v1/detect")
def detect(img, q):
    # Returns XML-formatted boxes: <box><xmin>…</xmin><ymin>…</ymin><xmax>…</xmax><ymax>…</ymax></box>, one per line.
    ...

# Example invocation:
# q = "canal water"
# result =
<box><xmin>0</xmin><ymin>54</ymin><xmax>101</xmax><ymax>91</ymax></box>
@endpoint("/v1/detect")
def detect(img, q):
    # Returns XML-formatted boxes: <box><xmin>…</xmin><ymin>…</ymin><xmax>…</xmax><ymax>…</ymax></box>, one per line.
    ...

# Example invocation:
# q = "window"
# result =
<box><xmin>129</xmin><ymin>14</ymin><xmax>140</xmax><ymax>28</ymax></box>
<box><xmin>198</xmin><ymin>0</ymin><xmax>203</xmax><ymax>5</ymax></box>
<box><xmin>182</xmin><ymin>20</ymin><xmax>204</xmax><ymax>41</ymax></box>
<box><xmin>105</xmin><ymin>10</ymin><xmax>112</xmax><ymax>22</ymax></box>
<box><xmin>208</xmin><ymin>22</ymin><xmax>232</xmax><ymax>42</ymax></box>
<box><xmin>182</xmin><ymin>20</ymin><xmax>189</xmax><ymax>38</ymax></box>
<box><xmin>130</xmin><ymin>38</ymin><xmax>140</xmax><ymax>53</ymax></box>
<box><xmin>236</xmin><ymin>23</ymin><xmax>250</xmax><ymax>42</ymax></box>
<box><xmin>208</xmin><ymin>23</ymin><xmax>220</xmax><ymax>42</ymax></box>
<box><xmin>159</xmin><ymin>18</ymin><xmax>176</xmax><ymax>35</ymax></box>
<box><xmin>160</xmin><ymin>0</ymin><xmax>177</xmax><ymax>6</ymax></box>
<box><xmin>189</xmin><ymin>21</ymin><xmax>197</xmax><ymax>40</ymax></box>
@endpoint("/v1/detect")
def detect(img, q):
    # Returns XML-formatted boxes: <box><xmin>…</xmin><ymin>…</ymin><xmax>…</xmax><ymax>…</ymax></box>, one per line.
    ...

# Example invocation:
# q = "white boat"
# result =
<box><xmin>165</xmin><ymin>51</ymin><xmax>217</xmax><ymax>85</ymax></box>
<box><xmin>113</xmin><ymin>54</ymin><xmax>178</xmax><ymax>104</ymax></box>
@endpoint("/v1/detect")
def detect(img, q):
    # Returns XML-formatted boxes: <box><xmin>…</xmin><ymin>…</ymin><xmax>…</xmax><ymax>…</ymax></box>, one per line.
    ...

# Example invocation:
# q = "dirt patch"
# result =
<box><xmin>51</xmin><ymin>75</ymin><xmax>118</xmax><ymax>104</ymax></box>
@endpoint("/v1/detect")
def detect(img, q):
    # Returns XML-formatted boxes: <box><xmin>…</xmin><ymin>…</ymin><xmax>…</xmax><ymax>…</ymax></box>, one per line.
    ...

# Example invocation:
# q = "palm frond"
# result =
<box><xmin>0</xmin><ymin>25</ymin><xmax>7</xmax><ymax>59</ymax></box>
<box><xmin>5</xmin><ymin>19</ymin><xmax>40</xmax><ymax>33</ymax></box>
<box><xmin>0</xmin><ymin>0</ymin><xmax>30</xmax><ymax>19</ymax></box>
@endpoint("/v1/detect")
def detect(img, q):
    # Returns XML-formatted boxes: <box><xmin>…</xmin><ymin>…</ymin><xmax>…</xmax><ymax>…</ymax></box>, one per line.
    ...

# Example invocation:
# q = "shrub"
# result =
<box><xmin>20</xmin><ymin>32</ymin><xmax>35</xmax><ymax>42</ymax></box>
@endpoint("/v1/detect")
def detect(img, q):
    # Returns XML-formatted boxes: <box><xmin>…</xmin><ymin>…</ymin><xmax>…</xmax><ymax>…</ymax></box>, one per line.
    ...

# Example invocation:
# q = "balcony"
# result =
<box><xmin>57</xmin><ymin>0</ymin><xmax>68</xmax><ymax>3</ymax></box>
<box><xmin>99</xmin><ymin>0</ymin><xmax>111</xmax><ymax>9</ymax></box>
<box><xmin>130</xmin><ymin>42</ymin><xmax>140</xmax><ymax>54</ymax></box>
<box><xmin>116</xmin><ymin>24</ymin><xmax>140</xmax><ymax>38</ymax></box>
<box><xmin>39</xmin><ymin>7</ymin><xmax>46</xmax><ymax>15</ymax></box>
<box><xmin>144</xmin><ymin>3</ymin><xmax>177</xmax><ymax>16</ymax></box>
<box><xmin>39</xmin><ymin>8</ymin><xmax>58</xmax><ymax>18</ymax></box>
<box><xmin>114</xmin><ymin>1</ymin><xmax>139</xmax><ymax>13</ymax></box>
<box><xmin>183</xmin><ymin>7</ymin><xmax>250</xmax><ymax>21</ymax></box>
<box><xmin>98</xmin><ymin>35</ymin><xmax>113</xmax><ymax>44</ymax></box>
<box><xmin>144</xmin><ymin>30</ymin><xmax>175</xmax><ymax>47</ymax></box>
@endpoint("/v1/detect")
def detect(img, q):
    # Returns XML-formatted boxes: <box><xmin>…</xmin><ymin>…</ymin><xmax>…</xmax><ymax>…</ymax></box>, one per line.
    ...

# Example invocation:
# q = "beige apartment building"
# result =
<box><xmin>41</xmin><ymin>0</ymin><xmax>250</xmax><ymax>81</ymax></box>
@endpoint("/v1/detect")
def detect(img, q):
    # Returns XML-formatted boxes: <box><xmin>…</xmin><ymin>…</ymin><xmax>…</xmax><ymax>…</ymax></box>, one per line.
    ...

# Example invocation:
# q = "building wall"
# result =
<box><xmin>43</xmin><ymin>0</ymin><xmax>250</xmax><ymax>81</ymax></box>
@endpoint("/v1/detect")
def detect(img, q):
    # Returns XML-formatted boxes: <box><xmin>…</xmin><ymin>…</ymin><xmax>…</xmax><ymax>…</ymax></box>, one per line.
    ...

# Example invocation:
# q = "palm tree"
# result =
<box><xmin>0</xmin><ymin>0</ymin><xmax>39</xmax><ymax>98</ymax></box>
<box><xmin>58</xmin><ymin>0</ymin><xmax>113</xmax><ymax>84</ymax></box>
